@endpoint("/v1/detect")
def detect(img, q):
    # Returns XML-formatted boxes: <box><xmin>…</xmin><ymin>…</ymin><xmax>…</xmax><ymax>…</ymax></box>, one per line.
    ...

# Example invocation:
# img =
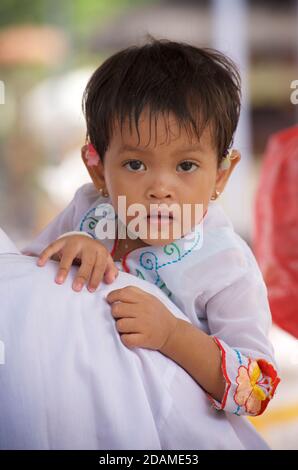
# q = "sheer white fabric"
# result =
<box><xmin>0</xmin><ymin>227</ymin><xmax>270</xmax><ymax>449</ymax></box>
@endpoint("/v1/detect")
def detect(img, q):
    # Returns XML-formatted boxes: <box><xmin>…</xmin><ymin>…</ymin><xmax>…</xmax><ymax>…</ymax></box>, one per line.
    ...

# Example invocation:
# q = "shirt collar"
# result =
<box><xmin>77</xmin><ymin>196</ymin><xmax>232</xmax><ymax>278</ymax></box>
<box><xmin>113</xmin><ymin>204</ymin><xmax>209</xmax><ymax>276</ymax></box>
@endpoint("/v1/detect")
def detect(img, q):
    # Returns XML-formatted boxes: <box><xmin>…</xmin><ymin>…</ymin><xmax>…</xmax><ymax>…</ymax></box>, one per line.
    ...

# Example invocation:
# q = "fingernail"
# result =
<box><xmin>55</xmin><ymin>275</ymin><xmax>64</xmax><ymax>284</ymax></box>
<box><xmin>88</xmin><ymin>286</ymin><xmax>96</xmax><ymax>293</ymax></box>
<box><xmin>73</xmin><ymin>282</ymin><xmax>82</xmax><ymax>291</ymax></box>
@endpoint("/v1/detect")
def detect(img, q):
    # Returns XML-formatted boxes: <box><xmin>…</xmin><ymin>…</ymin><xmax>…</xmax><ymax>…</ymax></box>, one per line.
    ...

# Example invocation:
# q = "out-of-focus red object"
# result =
<box><xmin>253</xmin><ymin>125</ymin><xmax>298</xmax><ymax>338</ymax></box>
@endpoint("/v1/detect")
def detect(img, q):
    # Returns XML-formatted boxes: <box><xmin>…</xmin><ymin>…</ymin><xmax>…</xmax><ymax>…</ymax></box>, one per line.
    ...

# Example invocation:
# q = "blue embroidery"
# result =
<box><xmin>232</xmin><ymin>349</ymin><xmax>244</xmax><ymax>415</ymax></box>
<box><xmin>135</xmin><ymin>269</ymin><xmax>145</xmax><ymax>280</ymax></box>
<box><xmin>134</xmin><ymin>232</ymin><xmax>201</xmax><ymax>298</ymax></box>
<box><xmin>79</xmin><ymin>207</ymin><xmax>99</xmax><ymax>238</ymax></box>
<box><xmin>79</xmin><ymin>204</ymin><xmax>116</xmax><ymax>239</ymax></box>
<box><xmin>234</xmin><ymin>349</ymin><xmax>243</xmax><ymax>365</ymax></box>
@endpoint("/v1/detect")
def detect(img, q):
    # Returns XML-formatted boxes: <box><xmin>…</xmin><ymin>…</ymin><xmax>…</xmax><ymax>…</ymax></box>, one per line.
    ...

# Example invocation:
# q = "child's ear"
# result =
<box><xmin>215</xmin><ymin>149</ymin><xmax>241</xmax><ymax>194</ymax></box>
<box><xmin>81</xmin><ymin>144</ymin><xmax>105</xmax><ymax>191</ymax></box>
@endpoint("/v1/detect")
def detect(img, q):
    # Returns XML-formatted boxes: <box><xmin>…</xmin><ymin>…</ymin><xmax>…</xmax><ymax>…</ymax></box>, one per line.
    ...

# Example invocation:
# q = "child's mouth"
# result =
<box><xmin>147</xmin><ymin>209</ymin><xmax>174</xmax><ymax>219</ymax></box>
<box><xmin>147</xmin><ymin>214</ymin><xmax>174</xmax><ymax>220</ymax></box>
<box><xmin>146</xmin><ymin>214</ymin><xmax>174</xmax><ymax>228</ymax></box>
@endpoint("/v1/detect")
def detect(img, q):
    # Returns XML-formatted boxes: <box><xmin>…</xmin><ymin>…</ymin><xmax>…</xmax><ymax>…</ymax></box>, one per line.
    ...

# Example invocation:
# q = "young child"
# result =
<box><xmin>22</xmin><ymin>39</ymin><xmax>280</xmax><ymax>425</ymax></box>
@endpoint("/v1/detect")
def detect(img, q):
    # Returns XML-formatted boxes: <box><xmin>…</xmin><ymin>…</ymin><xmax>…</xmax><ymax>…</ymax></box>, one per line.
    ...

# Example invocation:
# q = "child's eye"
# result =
<box><xmin>177</xmin><ymin>161</ymin><xmax>199</xmax><ymax>173</ymax></box>
<box><xmin>123</xmin><ymin>160</ymin><xmax>146</xmax><ymax>172</ymax></box>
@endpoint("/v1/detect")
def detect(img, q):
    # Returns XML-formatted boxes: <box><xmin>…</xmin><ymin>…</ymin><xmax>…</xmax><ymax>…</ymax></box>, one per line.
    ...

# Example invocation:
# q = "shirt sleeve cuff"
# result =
<box><xmin>207</xmin><ymin>336</ymin><xmax>281</xmax><ymax>416</ymax></box>
<box><xmin>57</xmin><ymin>231</ymin><xmax>93</xmax><ymax>240</ymax></box>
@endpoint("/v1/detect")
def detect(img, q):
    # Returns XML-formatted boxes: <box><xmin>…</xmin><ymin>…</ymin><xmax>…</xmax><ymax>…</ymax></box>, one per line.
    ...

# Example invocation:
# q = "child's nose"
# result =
<box><xmin>146</xmin><ymin>184</ymin><xmax>174</xmax><ymax>201</ymax></box>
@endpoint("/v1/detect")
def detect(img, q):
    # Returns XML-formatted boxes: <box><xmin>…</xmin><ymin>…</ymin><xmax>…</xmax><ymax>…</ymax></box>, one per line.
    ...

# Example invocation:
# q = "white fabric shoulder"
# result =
<box><xmin>0</xmin><ymin>240</ymin><xmax>270</xmax><ymax>449</ymax></box>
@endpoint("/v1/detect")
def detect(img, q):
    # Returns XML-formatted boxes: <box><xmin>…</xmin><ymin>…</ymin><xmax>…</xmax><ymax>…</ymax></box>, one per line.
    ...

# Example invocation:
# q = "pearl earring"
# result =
<box><xmin>98</xmin><ymin>188</ymin><xmax>109</xmax><ymax>198</ymax></box>
<box><xmin>211</xmin><ymin>189</ymin><xmax>220</xmax><ymax>200</ymax></box>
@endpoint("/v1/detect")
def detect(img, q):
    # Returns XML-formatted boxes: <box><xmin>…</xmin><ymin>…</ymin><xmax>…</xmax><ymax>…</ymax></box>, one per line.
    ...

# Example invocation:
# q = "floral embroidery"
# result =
<box><xmin>234</xmin><ymin>358</ymin><xmax>280</xmax><ymax>416</ymax></box>
<box><xmin>208</xmin><ymin>337</ymin><xmax>280</xmax><ymax>416</ymax></box>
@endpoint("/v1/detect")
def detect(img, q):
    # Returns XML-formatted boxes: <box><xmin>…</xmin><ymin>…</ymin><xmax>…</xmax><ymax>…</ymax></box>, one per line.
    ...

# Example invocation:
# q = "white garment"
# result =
<box><xmin>0</xmin><ymin>228</ymin><xmax>268</xmax><ymax>450</ymax></box>
<box><xmin>22</xmin><ymin>183</ymin><xmax>281</xmax><ymax>417</ymax></box>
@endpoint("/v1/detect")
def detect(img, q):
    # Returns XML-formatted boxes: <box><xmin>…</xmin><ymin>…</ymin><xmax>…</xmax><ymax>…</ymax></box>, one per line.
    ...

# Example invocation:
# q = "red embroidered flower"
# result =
<box><xmin>234</xmin><ymin>358</ymin><xmax>280</xmax><ymax>415</ymax></box>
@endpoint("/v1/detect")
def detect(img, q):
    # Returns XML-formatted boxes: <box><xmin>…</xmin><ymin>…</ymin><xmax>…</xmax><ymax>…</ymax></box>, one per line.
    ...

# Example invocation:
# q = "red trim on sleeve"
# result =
<box><xmin>207</xmin><ymin>336</ymin><xmax>231</xmax><ymax>410</ymax></box>
<box><xmin>110</xmin><ymin>235</ymin><xmax>118</xmax><ymax>258</ymax></box>
<box><xmin>255</xmin><ymin>358</ymin><xmax>281</xmax><ymax>416</ymax></box>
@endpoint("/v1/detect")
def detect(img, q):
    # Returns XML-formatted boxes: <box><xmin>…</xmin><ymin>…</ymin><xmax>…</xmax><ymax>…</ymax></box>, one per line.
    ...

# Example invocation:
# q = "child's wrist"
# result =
<box><xmin>159</xmin><ymin>316</ymin><xmax>180</xmax><ymax>354</ymax></box>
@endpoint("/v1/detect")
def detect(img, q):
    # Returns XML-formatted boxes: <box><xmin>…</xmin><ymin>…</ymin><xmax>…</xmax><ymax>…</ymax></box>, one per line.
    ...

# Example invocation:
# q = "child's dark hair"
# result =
<box><xmin>82</xmin><ymin>37</ymin><xmax>241</xmax><ymax>167</ymax></box>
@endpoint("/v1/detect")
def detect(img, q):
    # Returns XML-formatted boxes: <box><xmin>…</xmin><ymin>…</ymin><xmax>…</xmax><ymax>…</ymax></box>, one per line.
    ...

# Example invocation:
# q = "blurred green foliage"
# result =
<box><xmin>0</xmin><ymin>0</ymin><xmax>152</xmax><ymax>35</ymax></box>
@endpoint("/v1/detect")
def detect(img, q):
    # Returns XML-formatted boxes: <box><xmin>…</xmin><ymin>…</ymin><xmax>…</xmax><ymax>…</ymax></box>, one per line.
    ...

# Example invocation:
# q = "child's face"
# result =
<box><xmin>87</xmin><ymin>108</ymin><xmax>239</xmax><ymax>246</ymax></box>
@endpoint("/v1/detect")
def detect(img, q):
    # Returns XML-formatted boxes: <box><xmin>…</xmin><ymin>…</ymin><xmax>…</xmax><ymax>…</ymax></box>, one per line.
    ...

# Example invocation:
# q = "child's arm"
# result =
<box><xmin>159</xmin><ymin>318</ymin><xmax>226</xmax><ymax>403</ymax></box>
<box><xmin>159</xmin><ymin>269</ymin><xmax>281</xmax><ymax>417</ymax></box>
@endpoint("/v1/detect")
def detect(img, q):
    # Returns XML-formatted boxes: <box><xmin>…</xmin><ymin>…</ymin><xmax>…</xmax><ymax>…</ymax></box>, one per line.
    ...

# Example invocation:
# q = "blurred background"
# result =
<box><xmin>0</xmin><ymin>0</ymin><xmax>297</xmax><ymax>449</ymax></box>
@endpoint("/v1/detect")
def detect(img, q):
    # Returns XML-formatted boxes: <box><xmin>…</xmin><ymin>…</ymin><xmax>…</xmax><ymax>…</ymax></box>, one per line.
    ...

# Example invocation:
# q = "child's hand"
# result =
<box><xmin>37</xmin><ymin>235</ymin><xmax>119</xmax><ymax>292</ymax></box>
<box><xmin>106</xmin><ymin>286</ymin><xmax>179</xmax><ymax>351</ymax></box>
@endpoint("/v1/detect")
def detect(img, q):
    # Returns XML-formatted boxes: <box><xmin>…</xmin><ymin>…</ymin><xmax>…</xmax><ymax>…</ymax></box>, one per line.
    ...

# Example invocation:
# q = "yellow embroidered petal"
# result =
<box><xmin>253</xmin><ymin>384</ymin><xmax>267</xmax><ymax>401</ymax></box>
<box><xmin>249</xmin><ymin>362</ymin><xmax>261</xmax><ymax>387</ymax></box>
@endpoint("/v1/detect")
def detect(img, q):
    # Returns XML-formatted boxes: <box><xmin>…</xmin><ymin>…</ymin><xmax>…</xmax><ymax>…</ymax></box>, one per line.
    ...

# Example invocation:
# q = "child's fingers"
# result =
<box><xmin>55</xmin><ymin>248</ymin><xmax>78</xmax><ymax>284</ymax></box>
<box><xmin>37</xmin><ymin>240</ymin><xmax>65</xmax><ymax>266</ymax></box>
<box><xmin>104</xmin><ymin>256</ymin><xmax>119</xmax><ymax>284</ymax></box>
<box><xmin>50</xmin><ymin>252</ymin><xmax>63</xmax><ymax>262</ymax></box>
<box><xmin>72</xmin><ymin>251</ymin><xmax>96</xmax><ymax>292</ymax></box>
<box><xmin>87</xmin><ymin>255</ymin><xmax>108</xmax><ymax>292</ymax></box>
